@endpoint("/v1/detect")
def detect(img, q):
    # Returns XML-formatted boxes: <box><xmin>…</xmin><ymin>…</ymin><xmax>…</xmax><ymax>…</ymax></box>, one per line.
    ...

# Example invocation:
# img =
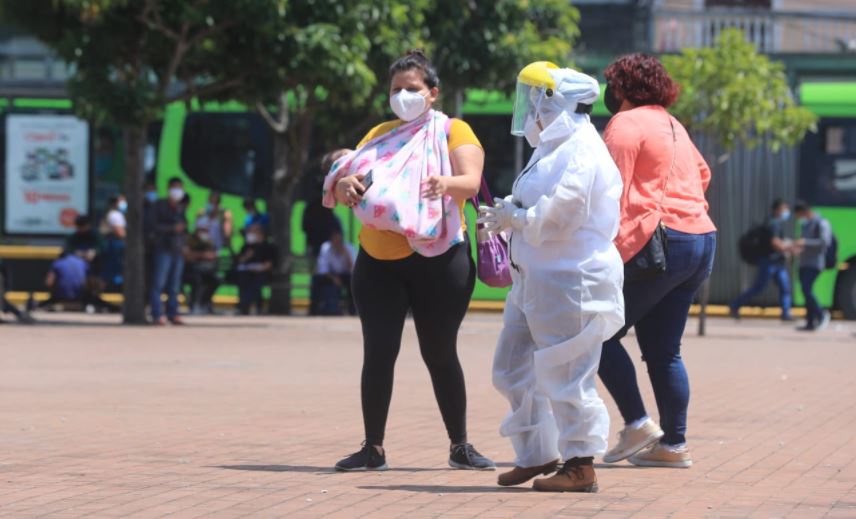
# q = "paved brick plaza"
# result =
<box><xmin>0</xmin><ymin>312</ymin><xmax>854</xmax><ymax>518</ymax></box>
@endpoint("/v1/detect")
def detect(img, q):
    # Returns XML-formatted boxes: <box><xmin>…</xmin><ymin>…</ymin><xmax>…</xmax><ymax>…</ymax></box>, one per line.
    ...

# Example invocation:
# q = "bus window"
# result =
<box><xmin>833</xmin><ymin>159</ymin><xmax>856</xmax><ymax>194</ymax></box>
<box><xmin>825</xmin><ymin>127</ymin><xmax>845</xmax><ymax>154</ymax></box>
<box><xmin>800</xmin><ymin>118</ymin><xmax>856</xmax><ymax>207</ymax></box>
<box><xmin>180</xmin><ymin>113</ymin><xmax>272</xmax><ymax>198</ymax></box>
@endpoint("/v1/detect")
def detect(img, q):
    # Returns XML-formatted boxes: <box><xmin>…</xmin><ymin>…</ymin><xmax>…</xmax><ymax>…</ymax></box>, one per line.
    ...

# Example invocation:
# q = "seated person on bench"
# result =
<box><xmin>311</xmin><ymin>229</ymin><xmax>356</xmax><ymax>316</ymax></box>
<box><xmin>30</xmin><ymin>251</ymin><xmax>119</xmax><ymax>313</ymax></box>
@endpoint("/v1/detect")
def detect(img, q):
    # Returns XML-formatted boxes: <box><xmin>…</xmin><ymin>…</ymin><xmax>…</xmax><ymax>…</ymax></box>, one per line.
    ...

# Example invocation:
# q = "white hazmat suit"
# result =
<box><xmin>480</xmin><ymin>66</ymin><xmax>625</xmax><ymax>467</ymax></box>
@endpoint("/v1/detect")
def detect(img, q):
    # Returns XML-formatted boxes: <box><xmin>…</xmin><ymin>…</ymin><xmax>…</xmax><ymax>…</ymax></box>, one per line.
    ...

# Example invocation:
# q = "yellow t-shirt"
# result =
<box><xmin>355</xmin><ymin>118</ymin><xmax>482</xmax><ymax>260</ymax></box>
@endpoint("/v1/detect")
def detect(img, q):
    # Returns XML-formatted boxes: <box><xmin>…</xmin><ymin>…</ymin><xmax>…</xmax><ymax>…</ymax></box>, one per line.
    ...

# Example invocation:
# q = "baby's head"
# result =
<box><xmin>321</xmin><ymin>148</ymin><xmax>352</xmax><ymax>175</ymax></box>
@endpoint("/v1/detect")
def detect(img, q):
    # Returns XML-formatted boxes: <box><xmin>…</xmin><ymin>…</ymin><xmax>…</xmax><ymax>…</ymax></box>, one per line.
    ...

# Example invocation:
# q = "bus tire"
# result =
<box><xmin>837</xmin><ymin>266</ymin><xmax>856</xmax><ymax>320</ymax></box>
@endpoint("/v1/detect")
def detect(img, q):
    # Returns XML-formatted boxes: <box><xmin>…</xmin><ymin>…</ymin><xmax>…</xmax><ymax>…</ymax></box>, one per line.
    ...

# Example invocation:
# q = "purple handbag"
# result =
<box><xmin>470</xmin><ymin>178</ymin><xmax>513</xmax><ymax>288</ymax></box>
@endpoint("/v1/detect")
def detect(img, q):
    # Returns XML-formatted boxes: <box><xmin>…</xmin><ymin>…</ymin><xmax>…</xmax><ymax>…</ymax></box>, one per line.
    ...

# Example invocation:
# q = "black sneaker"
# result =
<box><xmin>334</xmin><ymin>442</ymin><xmax>388</xmax><ymax>472</ymax></box>
<box><xmin>448</xmin><ymin>443</ymin><xmax>496</xmax><ymax>471</ymax></box>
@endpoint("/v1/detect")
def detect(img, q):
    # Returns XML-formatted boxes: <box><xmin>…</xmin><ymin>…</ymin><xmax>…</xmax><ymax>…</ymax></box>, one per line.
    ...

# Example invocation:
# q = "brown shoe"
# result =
<box><xmin>497</xmin><ymin>459</ymin><xmax>559</xmax><ymax>487</ymax></box>
<box><xmin>532</xmin><ymin>457</ymin><xmax>598</xmax><ymax>493</ymax></box>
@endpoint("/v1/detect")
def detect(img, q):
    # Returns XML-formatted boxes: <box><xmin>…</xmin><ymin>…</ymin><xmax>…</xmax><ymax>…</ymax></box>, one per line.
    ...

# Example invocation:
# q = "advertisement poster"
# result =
<box><xmin>4</xmin><ymin>114</ymin><xmax>90</xmax><ymax>235</ymax></box>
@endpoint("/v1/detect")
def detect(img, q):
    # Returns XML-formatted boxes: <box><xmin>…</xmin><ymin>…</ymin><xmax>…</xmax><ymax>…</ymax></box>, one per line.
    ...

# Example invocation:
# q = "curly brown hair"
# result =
<box><xmin>604</xmin><ymin>53</ymin><xmax>679</xmax><ymax>108</ymax></box>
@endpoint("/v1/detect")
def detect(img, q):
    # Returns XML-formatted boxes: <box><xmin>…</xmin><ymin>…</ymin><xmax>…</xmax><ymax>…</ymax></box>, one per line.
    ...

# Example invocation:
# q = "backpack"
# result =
<box><xmin>807</xmin><ymin>218</ymin><xmax>838</xmax><ymax>270</ymax></box>
<box><xmin>825</xmin><ymin>232</ymin><xmax>838</xmax><ymax>270</ymax></box>
<box><xmin>738</xmin><ymin>224</ymin><xmax>772</xmax><ymax>265</ymax></box>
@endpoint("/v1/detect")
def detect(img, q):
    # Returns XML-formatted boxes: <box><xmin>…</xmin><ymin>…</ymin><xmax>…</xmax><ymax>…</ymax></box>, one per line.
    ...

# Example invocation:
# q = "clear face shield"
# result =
<box><xmin>511</xmin><ymin>82</ymin><xmax>543</xmax><ymax>136</ymax></box>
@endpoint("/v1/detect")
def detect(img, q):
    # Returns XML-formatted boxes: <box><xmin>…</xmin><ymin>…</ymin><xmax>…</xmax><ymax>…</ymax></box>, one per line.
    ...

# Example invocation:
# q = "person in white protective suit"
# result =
<box><xmin>478</xmin><ymin>62</ymin><xmax>625</xmax><ymax>492</ymax></box>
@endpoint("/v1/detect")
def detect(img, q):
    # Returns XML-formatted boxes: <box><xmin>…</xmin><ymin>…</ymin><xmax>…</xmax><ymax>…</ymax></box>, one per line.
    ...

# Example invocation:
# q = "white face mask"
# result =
<box><xmin>390</xmin><ymin>90</ymin><xmax>428</xmax><ymax>122</ymax></box>
<box><xmin>168</xmin><ymin>187</ymin><xmax>184</xmax><ymax>202</ymax></box>
<box><xmin>523</xmin><ymin>113</ymin><xmax>541</xmax><ymax>148</ymax></box>
<box><xmin>246</xmin><ymin>233</ymin><xmax>260</xmax><ymax>244</ymax></box>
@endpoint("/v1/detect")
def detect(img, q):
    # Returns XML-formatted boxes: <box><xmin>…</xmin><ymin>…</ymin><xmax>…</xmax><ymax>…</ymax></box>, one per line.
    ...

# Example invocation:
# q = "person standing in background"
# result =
<box><xmin>794</xmin><ymin>201</ymin><xmax>833</xmax><ymax>331</ymax></box>
<box><xmin>150</xmin><ymin>177</ymin><xmax>188</xmax><ymax>325</ymax></box>
<box><xmin>100</xmin><ymin>194</ymin><xmax>127</xmax><ymax>290</ymax></box>
<box><xmin>143</xmin><ymin>178</ymin><xmax>159</xmax><ymax>305</ymax></box>
<box><xmin>730</xmin><ymin>199</ymin><xmax>797</xmax><ymax>321</ymax></box>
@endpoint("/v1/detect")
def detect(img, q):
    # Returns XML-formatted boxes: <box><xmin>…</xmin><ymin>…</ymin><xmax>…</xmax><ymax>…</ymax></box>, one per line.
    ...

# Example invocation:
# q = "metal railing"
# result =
<box><xmin>0</xmin><ymin>35</ymin><xmax>69</xmax><ymax>83</ymax></box>
<box><xmin>652</xmin><ymin>8</ymin><xmax>856</xmax><ymax>53</ymax></box>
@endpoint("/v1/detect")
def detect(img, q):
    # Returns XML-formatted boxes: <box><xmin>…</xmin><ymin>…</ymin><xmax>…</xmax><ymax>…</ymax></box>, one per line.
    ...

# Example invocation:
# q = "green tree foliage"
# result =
<box><xmin>1</xmin><ymin>0</ymin><xmax>263</xmax><ymax>324</ymax></box>
<box><xmin>2</xmin><ymin>0</ymin><xmax>582</xmax><ymax>315</ymax></box>
<box><xmin>213</xmin><ymin>0</ymin><xmax>580</xmax><ymax>313</ymax></box>
<box><xmin>663</xmin><ymin>28</ymin><xmax>817</xmax><ymax>151</ymax></box>
<box><xmin>207</xmin><ymin>0</ymin><xmax>427</xmax><ymax>314</ymax></box>
<box><xmin>424</xmin><ymin>0</ymin><xmax>580</xmax><ymax>114</ymax></box>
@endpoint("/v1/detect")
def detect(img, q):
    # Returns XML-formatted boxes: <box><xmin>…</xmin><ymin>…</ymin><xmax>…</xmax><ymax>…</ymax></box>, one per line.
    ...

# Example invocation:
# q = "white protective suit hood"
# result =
<box><xmin>525</xmin><ymin>69</ymin><xmax>600</xmax><ymax>146</ymax></box>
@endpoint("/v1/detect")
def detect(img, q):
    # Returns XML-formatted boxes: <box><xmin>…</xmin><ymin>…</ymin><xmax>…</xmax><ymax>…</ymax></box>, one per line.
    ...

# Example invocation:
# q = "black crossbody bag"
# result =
<box><xmin>624</xmin><ymin>117</ymin><xmax>677</xmax><ymax>284</ymax></box>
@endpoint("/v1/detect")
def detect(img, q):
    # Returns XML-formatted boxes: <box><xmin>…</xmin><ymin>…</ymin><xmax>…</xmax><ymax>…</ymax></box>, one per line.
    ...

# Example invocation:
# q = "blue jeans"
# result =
<box><xmin>150</xmin><ymin>250</ymin><xmax>184</xmax><ymax>320</ymax></box>
<box><xmin>730</xmin><ymin>256</ymin><xmax>792</xmax><ymax>318</ymax></box>
<box><xmin>599</xmin><ymin>229</ymin><xmax>716</xmax><ymax>446</ymax></box>
<box><xmin>799</xmin><ymin>267</ymin><xmax>823</xmax><ymax>326</ymax></box>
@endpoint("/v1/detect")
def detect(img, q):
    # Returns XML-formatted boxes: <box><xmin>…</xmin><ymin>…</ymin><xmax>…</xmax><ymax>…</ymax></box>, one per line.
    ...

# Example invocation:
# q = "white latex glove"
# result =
<box><xmin>477</xmin><ymin>197</ymin><xmax>526</xmax><ymax>234</ymax></box>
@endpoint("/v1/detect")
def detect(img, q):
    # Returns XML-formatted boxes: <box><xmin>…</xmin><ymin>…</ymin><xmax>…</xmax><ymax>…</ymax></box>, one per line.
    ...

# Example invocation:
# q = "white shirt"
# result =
<box><xmin>195</xmin><ymin>212</ymin><xmax>225</xmax><ymax>251</ymax></box>
<box><xmin>106</xmin><ymin>209</ymin><xmax>126</xmax><ymax>229</ymax></box>
<box><xmin>316</xmin><ymin>241</ymin><xmax>356</xmax><ymax>275</ymax></box>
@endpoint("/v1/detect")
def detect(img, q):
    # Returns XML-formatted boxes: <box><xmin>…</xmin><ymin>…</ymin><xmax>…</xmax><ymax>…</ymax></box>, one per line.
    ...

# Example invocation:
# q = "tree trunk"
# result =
<box><xmin>442</xmin><ymin>87</ymin><xmax>464</xmax><ymax>117</ymax></box>
<box><xmin>122</xmin><ymin>124</ymin><xmax>148</xmax><ymax>324</ymax></box>
<box><xmin>267</xmin><ymin>129</ymin><xmax>293</xmax><ymax>315</ymax></box>
<box><xmin>265</xmin><ymin>105</ymin><xmax>314</xmax><ymax>315</ymax></box>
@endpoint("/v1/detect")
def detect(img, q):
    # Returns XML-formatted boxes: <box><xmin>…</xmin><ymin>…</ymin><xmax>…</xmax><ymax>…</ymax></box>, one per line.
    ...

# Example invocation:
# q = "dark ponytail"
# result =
<box><xmin>388</xmin><ymin>49</ymin><xmax>439</xmax><ymax>89</ymax></box>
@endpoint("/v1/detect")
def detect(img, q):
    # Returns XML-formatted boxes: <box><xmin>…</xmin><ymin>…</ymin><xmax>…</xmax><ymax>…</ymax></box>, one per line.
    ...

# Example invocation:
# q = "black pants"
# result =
<box><xmin>799</xmin><ymin>267</ymin><xmax>823</xmax><ymax>326</ymax></box>
<box><xmin>237</xmin><ymin>271</ymin><xmax>267</xmax><ymax>314</ymax></box>
<box><xmin>36</xmin><ymin>291</ymin><xmax>120</xmax><ymax>313</ymax></box>
<box><xmin>353</xmin><ymin>240</ymin><xmax>475</xmax><ymax>446</ymax></box>
<box><xmin>186</xmin><ymin>265</ymin><xmax>220</xmax><ymax>311</ymax></box>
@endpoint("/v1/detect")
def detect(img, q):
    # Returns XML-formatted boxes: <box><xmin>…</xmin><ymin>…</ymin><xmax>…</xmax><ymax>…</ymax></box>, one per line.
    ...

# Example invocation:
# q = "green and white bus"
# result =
<box><xmin>1</xmin><ymin>83</ymin><xmax>854</xmax><ymax>317</ymax></box>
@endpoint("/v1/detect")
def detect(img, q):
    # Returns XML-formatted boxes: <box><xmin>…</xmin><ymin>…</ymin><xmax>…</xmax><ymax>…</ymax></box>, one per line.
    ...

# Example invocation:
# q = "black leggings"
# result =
<box><xmin>352</xmin><ymin>240</ymin><xmax>475</xmax><ymax>446</ymax></box>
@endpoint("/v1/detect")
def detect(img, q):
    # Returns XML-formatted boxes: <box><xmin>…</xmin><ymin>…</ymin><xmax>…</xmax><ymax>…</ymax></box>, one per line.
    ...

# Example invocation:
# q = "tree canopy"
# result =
<box><xmin>1</xmin><ymin>0</ymin><xmax>583</xmax><ymax>315</ymax></box>
<box><xmin>663</xmin><ymin>28</ymin><xmax>817</xmax><ymax>151</ymax></box>
<box><xmin>423</xmin><ymin>0</ymin><xmax>580</xmax><ymax>112</ymax></box>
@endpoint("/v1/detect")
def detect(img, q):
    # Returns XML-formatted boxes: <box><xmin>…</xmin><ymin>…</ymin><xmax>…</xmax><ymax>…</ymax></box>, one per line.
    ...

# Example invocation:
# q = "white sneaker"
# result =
<box><xmin>817</xmin><ymin>310</ymin><xmax>831</xmax><ymax>330</ymax></box>
<box><xmin>629</xmin><ymin>442</ymin><xmax>693</xmax><ymax>468</ymax></box>
<box><xmin>603</xmin><ymin>418</ymin><xmax>664</xmax><ymax>463</ymax></box>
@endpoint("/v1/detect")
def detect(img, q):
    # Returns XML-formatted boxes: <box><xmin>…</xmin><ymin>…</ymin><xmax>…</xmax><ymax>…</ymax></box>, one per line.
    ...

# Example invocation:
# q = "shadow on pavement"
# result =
<box><xmin>358</xmin><ymin>485</ymin><xmax>529</xmax><ymax>494</ymax></box>
<box><xmin>216</xmin><ymin>464</ymin><xmax>447</xmax><ymax>473</ymax></box>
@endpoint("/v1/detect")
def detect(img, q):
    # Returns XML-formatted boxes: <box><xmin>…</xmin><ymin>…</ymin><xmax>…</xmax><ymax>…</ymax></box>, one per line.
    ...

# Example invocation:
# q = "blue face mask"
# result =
<box><xmin>145</xmin><ymin>191</ymin><xmax>158</xmax><ymax>202</ymax></box>
<box><xmin>118</xmin><ymin>200</ymin><xmax>128</xmax><ymax>213</ymax></box>
<box><xmin>779</xmin><ymin>210</ymin><xmax>791</xmax><ymax>221</ymax></box>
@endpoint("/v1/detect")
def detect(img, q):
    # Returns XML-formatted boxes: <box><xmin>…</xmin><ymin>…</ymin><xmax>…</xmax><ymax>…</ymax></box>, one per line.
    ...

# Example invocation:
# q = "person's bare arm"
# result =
<box><xmin>422</xmin><ymin>144</ymin><xmax>483</xmax><ymax>202</ymax></box>
<box><xmin>111</xmin><ymin>224</ymin><xmax>126</xmax><ymax>239</ymax></box>
<box><xmin>222</xmin><ymin>210</ymin><xmax>233</xmax><ymax>242</ymax></box>
<box><xmin>44</xmin><ymin>271</ymin><xmax>56</xmax><ymax>289</ymax></box>
<box><xmin>771</xmin><ymin>236</ymin><xmax>791</xmax><ymax>252</ymax></box>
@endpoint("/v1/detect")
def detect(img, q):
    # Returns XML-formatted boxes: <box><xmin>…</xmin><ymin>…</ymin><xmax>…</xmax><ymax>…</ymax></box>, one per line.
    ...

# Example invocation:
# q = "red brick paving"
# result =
<box><xmin>0</xmin><ymin>313</ymin><xmax>854</xmax><ymax>518</ymax></box>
